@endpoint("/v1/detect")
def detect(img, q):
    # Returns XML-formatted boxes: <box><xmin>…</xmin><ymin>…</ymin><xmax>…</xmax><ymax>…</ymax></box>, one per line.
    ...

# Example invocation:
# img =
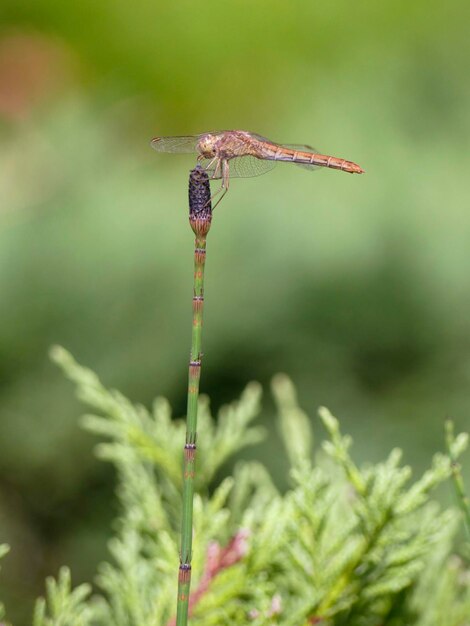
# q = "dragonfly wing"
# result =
<box><xmin>247</xmin><ymin>131</ymin><xmax>272</xmax><ymax>142</ymax></box>
<box><xmin>229</xmin><ymin>155</ymin><xmax>277</xmax><ymax>178</ymax></box>
<box><xmin>150</xmin><ymin>135</ymin><xmax>201</xmax><ymax>153</ymax></box>
<box><xmin>246</xmin><ymin>132</ymin><xmax>316</xmax><ymax>152</ymax></box>
<box><xmin>201</xmin><ymin>155</ymin><xmax>276</xmax><ymax>179</ymax></box>
<box><xmin>281</xmin><ymin>144</ymin><xmax>321</xmax><ymax>171</ymax></box>
<box><xmin>282</xmin><ymin>142</ymin><xmax>316</xmax><ymax>151</ymax></box>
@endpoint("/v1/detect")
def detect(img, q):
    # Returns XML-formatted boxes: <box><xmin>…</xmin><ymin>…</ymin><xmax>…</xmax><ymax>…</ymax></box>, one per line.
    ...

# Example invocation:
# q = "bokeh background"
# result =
<box><xmin>0</xmin><ymin>1</ymin><xmax>469</xmax><ymax>622</ymax></box>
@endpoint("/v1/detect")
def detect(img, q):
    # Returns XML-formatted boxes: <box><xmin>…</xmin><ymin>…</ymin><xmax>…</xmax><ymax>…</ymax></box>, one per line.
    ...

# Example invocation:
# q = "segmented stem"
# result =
<box><xmin>176</xmin><ymin>166</ymin><xmax>212</xmax><ymax>626</ymax></box>
<box><xmin>445</xmin><ymin>419</ymin><xmax>470</xmax><ymax>539</ymax></box>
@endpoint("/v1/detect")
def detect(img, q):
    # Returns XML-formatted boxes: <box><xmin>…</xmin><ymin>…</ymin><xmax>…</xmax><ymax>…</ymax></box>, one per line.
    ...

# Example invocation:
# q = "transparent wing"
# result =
<box><xmin>246</xmin><ymin>132</ymin><xmax>316</xmax><ymax>153</ymax></box>
<box><xmin>201</xmin><ymin>155</ymin><xmax>276</xmax><ymax>180</ymax></box>
<box><xmin>150</xmin><ymin>135</ymin><xmax>201</xmax><ymax>154</ymax></box>
<box><xmin>230</xmin><ymin>155</ymin><xmax>277</xmax><ymax>178</ymax></box>
<box><xmin>248</xmin><ymin>131</ymin><xmax>273</xmax><ymax>143</ymax></box>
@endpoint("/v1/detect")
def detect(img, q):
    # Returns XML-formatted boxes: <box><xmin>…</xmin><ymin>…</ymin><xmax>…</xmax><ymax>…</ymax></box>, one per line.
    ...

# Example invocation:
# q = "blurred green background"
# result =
<box><xmin>0</xmin><ymin>0</ymin><xmax>469</xmax><ymax>622</ymax></box>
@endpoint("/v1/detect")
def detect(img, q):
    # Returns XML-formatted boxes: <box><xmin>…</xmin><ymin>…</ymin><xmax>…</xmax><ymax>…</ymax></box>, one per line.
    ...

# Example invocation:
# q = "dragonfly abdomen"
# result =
<box><xmin>273</xmin><ymin>147</ymin><xmax>364</xmax><ymax>174</ymax></box>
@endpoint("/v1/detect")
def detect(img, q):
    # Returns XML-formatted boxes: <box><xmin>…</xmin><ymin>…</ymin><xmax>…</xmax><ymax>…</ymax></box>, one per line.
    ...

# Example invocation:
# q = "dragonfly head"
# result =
<box><xmin>197</xmin><ymin>134</ymin><xmax>218</xmax><ymax>158</ymax></box>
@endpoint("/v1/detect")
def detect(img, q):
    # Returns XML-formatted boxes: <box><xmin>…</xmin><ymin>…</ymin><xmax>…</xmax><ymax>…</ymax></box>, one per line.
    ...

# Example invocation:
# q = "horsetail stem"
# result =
<box><xmin>175</xmin><ymin>166</ymin><xmax>212</xmax><ymax>626</ymax></box>
<box><xmin>445</xmin><ymin>419</ymin><xmax>470</xmax><ymax>540</ymax></box>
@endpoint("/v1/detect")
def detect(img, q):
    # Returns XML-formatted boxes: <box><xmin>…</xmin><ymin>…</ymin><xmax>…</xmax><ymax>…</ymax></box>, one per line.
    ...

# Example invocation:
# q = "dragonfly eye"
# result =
<box><xmin>198</xmin><ymin>137</ymin><xmax>216</xmax><ymax>157</ymax></box>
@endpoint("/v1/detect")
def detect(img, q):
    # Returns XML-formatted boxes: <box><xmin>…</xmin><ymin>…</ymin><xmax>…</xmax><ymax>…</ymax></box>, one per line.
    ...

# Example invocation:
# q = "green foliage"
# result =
<box><xmin>2</xmin><ymin>350</ymin><xmax>469</xmax><ymax>625</ymax></box>
<box><xmin>445</xmin><ymin>419</ymin><xmax>470</xmax><ymax>540</ymax></box>
<box><xmin>33</xmin><ymin>568</ymin><xmax>93</xmax><ymax>626</ymax></box>
<box><xmin>0</xmin><ymin>544</ymin><xmax>10</xmax><ymax>623</ymax></box>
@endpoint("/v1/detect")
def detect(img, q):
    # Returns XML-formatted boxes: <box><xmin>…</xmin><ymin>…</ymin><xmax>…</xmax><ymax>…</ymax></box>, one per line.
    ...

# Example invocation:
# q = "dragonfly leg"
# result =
<box><xmin>212</xmin><ymin>158</ymin><xmax>222</xmax><ymax>180</ymax></box>
<box><xmin>211</xmin><ymin>188</ymin><xmax>227</xmax><ymax>210</ymax></box>
<box><xmin>203</xmin><ymin>156</ymin><xmax>218</xmax><ymax>176</ymax></box>
<box><xmin>222</xmin><ymin>159</ymin><xmax>230</xmax><ymax>191</ymax></box>
<box><xmin>200</xmin><ymin>157</ymin><xmax>219</xmax><ymax>208</ymax></box>
<box><xmin>208</xmin><ymin>182</ymin><xmax>225</xmax><ymax>209</ymax></box>
<box><xmin>210</xmin><ymin>161</ymin><xmax>229</xmax><ymax>210</ymax></box>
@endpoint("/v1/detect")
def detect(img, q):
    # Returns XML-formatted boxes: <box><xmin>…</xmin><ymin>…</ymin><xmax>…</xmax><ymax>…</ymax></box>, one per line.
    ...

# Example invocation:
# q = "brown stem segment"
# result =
<box><xmin>169</xmin><ymin>531</ymin><xmax>249</xmax><ymax>626</ymax></box>
<box><xmin>176</xmin><ymin>166</ymin><xmax>212</xmax><ymax>626</ymax></box>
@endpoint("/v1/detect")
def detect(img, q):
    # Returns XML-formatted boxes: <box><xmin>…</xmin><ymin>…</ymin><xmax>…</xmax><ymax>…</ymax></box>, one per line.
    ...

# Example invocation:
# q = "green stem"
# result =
<box><xmin>176</xmin><ymin>167</ymin><xmax>212</xmax><ymax>626</ymax></box>
<box><xmin>445</xmin><ymin>419</ymin><xmax>470</xmax><ymax>540</ymax></box>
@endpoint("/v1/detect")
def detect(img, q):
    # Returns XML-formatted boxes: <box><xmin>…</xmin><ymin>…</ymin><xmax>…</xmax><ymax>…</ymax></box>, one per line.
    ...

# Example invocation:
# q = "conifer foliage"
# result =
<box><xmin>1</xmin><ymin>347</ymin><xmax>469</xmax><ymax>625</ymax></box>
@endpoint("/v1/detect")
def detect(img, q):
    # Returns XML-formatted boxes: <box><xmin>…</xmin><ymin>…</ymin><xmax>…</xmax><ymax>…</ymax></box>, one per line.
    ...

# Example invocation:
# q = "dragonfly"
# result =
<box><xmin>151</xmin><ymin>130</ymin><xmax>364</xmax><ymax>207</ymax></box>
